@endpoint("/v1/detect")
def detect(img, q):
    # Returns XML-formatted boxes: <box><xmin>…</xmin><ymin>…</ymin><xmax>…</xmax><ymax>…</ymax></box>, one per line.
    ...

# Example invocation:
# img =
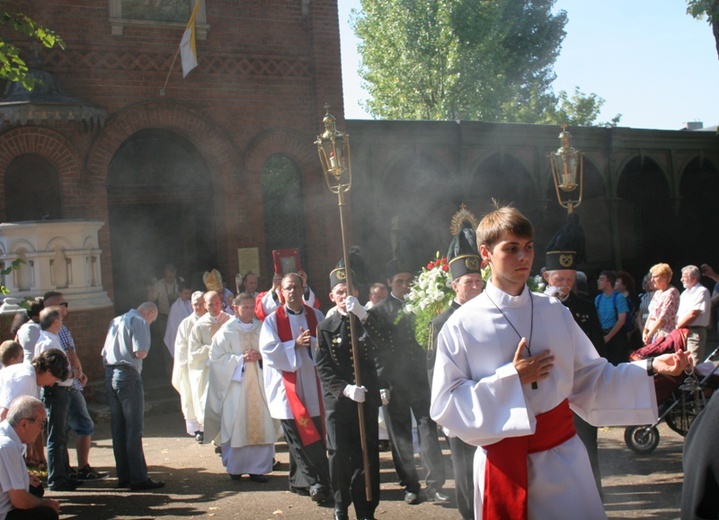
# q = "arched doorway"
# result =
<box><xmin>679</xmin><ymin>158</ymin><xmax>719</xmax><ymax>267</ymax></box>
<box><xmin>617</xmin><ymin>157</ymin><xmax>672</xmax><ymax>274</ymax></box>
<box><xmin>107</xmin><ymin>129</ymin><xmax>217</xmax><ymax>378</ymax></box>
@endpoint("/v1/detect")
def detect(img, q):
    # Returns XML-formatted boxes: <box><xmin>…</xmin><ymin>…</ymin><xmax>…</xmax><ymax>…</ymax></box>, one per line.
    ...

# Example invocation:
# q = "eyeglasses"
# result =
<box><xmin>59</xmin><ymin>302</ymin><xmax>69</xmax><ymax>308</ymax></box>
<box><xmin>27</xmin><ymin>418</ymin><xmax>47</xmax><ymax>427</ymax></box>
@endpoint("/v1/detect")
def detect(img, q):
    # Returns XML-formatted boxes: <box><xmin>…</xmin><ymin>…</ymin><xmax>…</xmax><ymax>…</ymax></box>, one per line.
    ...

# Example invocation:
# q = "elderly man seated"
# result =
<box><xmin>0</xmin><ymin>395</ymin><xmax>61</xmax><ymax>519</ymax></box>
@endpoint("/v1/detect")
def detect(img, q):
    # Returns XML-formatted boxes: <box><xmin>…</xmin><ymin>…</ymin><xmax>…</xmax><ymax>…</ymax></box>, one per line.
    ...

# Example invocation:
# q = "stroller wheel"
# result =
<box><xmin>624</xmin><ymin>425</ymin><xmax>660</xmax><ymax>454</ymax></box>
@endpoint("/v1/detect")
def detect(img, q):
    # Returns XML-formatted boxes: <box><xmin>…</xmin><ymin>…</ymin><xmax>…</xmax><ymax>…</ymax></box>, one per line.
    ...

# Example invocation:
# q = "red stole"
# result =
<box><xmin>275</xmin><ymin>305</ymin><xmax>325</xmax><ymax>446</ymax></box>
<box><xmin>481</xmin><ymin>399</ymin><xmax>576</xmax><ymax>520</ymax></box>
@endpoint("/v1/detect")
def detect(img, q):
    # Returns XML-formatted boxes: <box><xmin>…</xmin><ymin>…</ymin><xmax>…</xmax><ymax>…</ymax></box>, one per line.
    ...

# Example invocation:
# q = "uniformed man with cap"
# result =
<box><xmin>542</xmin><ymin>213</ymin><xmax>605</xmax><ymax>497</ymax></box>
<box><xmin>316</xmin><ymin>264</ymin><xmax>383</xmax><ymax>520</ymax></box>
<box><xmin>427</xmin><ymin>214</ymin><xmax>483</xmax><ymax>520</ymax></box>
<box><xmin>364</xmin><ymin>243</ymin><xmax>448</xmax><ymax>505</ymax></box>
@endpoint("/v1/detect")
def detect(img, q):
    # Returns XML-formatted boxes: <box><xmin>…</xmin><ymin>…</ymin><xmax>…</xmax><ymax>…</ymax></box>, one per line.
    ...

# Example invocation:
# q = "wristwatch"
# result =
<box><xmin>646</xmin><ymin>357</ymin><xmax>655</xmax><ymax>376</ymax></box>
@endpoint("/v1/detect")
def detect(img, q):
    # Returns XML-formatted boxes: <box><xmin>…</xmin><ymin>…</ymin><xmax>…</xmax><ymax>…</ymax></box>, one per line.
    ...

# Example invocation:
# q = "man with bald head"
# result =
<box><xmin>101</xmin><ymin>302</ymin><xmax>164</xmax><ymax>491</ymax></box>
<box><xmin>188</xmin><ymin>291</ymin><xmax>232</xmax><ymax>442</ymax></box>
<box><xmin>172</xmin><ymin>291</ymin><xmax>206</xmax><ymax>438</ymax></box>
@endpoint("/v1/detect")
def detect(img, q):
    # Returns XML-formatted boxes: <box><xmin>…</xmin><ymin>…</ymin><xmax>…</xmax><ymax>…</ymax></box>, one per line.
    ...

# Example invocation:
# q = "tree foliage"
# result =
<box><xmin>352</xmin><ymin>0</ymin><xmax>619</xmax><ymax>126</ymax></box>
<box><xmin>686</xmin><ymin>0</ymin><xmax>719</xmax><ymax>60</ymax></box>
<box><xmin>0</xmin><ymin>7</ymin><xmax>65</xmax><ymax>91</ymax></box>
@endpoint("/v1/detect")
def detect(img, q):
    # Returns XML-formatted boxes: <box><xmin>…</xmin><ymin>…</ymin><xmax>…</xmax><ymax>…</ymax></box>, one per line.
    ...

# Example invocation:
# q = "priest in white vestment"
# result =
<box><xmin>260</xmin><ymin>273</ymin><xmax>331</xmax><ymax>503</ymax></box>
<box><xmin>188</xmin><ymin>291</ymin><xmax>232</xmax><ymax>438</ymax></box>
<box><xmin>164</xmin><ymin>286</ymin><xmax>193</xmax><ymax>357</ymax></box>
<box><xmin>172</xmin><ymin>291</ymin><xmax>206</xmax><ymax>437</ymax></box>
<box><xmin>429</xmin><ymin>205</ymin><xmax>691</xmax><ymax>520</ymax></box>
<box><xmin>205</xmin><ymin>293</ymin><xmax>279</xmax><ymax>480</ymax></box>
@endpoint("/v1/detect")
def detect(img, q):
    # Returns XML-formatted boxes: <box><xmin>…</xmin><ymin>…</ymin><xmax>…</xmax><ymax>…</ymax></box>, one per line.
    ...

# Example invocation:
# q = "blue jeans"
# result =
<box><xmin>42</xmin><ymin>385</ymin><xmax>71</xmax><ymax>487</ymax></box>
<box><xmin>105</xmin><ymin>366</ymin><xmax>147</xmax><ymax>484</ymax></box>
<box><xmin>67</xmin><ymin>387</ymin><xmax>94</xmax><ymax>437</ymax></box>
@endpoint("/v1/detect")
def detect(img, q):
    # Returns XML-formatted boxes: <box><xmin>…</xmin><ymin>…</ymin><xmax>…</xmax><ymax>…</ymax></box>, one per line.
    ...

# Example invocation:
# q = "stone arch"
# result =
<box><xmin>469</xmin><ymin>152</ymin><xmax>538</xmax><ymax>217</ymax></box>
<box><xmin>87</xmin><ymin>99</ymin><xmax>239</xmax><ymax>188</ymax></box>
<box><xmin>616</xmin><ymin>155</ymin><xmax>673</xmax><ymax>271</ymax></box>
<box><xmin>678</xmin><ymin>157</ymin><xmax>719</xmax><ymax>266</ymax></box>
<box><xmin>0</xmin><ymin>127</ymin><xmax>82</xmax><ymax>221</ymax></box>
<box><xmin>244</xmin><ymin>127</ymin><xmax>328</xmax><ymax>281</ymax></box>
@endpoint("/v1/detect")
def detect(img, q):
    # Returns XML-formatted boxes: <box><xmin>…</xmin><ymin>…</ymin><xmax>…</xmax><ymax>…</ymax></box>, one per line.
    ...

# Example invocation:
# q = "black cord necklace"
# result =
<box><xmin>485</xmin><ymin>287</ymin><xmax>538</xmax><ymax>389</ymax></box>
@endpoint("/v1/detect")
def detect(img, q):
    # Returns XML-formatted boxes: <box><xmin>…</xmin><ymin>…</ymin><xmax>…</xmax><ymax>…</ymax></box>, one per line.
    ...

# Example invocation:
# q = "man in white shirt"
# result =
<box><xmin>677</xmin><ymin>265</ymin><xmax>712</xmax><ymax>365</ymax></box>
<box><xmin>0</xmin><ymin>350</ymin><xmax>68</xmax><ymax>421</ymax></box>
<box><xmin>0</xmin><ymin>396</ymin><xmax>60</xmax><ymax>519</ymax></box>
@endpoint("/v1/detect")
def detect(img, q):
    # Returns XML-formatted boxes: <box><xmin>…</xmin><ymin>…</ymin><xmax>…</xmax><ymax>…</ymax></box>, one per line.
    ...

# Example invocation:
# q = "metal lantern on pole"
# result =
<box><xmin>548</xmin><ymin>125</ymin><xmax>584</xmax><ymax>213</ymax></box>
<box><xmin>315</xmin><ymin>105</ymin><xmax>372</xmax><ymax>501</ymax></box>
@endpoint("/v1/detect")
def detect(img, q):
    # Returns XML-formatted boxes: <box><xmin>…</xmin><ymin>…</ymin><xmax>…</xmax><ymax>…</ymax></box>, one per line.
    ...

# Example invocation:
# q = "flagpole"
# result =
<box><xmin>160</xmin><ymin>47</ymin><xmax>181</xmax><ymax>96</ymax></box>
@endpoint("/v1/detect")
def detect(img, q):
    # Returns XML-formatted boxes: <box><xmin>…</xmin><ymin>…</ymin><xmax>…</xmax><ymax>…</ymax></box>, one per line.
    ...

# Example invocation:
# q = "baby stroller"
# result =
<box><xmin>623</xmin><ymin>329</ymin><xmax>719</xmax><ymax>454</ymax></box>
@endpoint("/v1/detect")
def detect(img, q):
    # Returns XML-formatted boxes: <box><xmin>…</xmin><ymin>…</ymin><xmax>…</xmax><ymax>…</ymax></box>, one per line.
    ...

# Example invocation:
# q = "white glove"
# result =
<box><xmin>380</xmin><ymin>388</ymin><xmax>390</xmax><ymax>406</ymax></box>
<box><xmin>342</xmin><ymin>384</ymin><xmax>367</xmax><ymax>403</ymax></box>
<box><xmin>345</xmin><ymin>296</ymin><xmax>368</xmax><ymax>320</ymax></box>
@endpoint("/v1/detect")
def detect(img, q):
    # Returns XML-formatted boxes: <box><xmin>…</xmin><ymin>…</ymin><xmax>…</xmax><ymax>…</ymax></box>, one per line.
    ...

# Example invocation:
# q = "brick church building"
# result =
<box><xmin>0</xmin><ymin>1</ymin><xmax>717</xmax><ymax>385</ymax></box>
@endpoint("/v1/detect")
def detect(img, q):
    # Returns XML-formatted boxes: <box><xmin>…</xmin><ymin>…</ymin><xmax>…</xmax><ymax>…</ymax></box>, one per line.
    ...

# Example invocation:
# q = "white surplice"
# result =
<box><xmin>259</xmin><ymin>307</ymin><xmax>325</xmax><ymax>420</ymax></box>
<box><xmin>430</xmin><ymin>281</ymin><xmax>659</xmax><ymax>520</ymax></box>
<box><xmin>188</xmin><ymin>311</ymin><xmax>232</xmax><ymax>425</ymax></box>
<box><xmin>172</xmin><ymin>313</ymin><xmax>202</xmax><ymax>434</ymax></box>
<box><xmin>164</xmin><ymin>297</ymin><xmax>192</xmax><ymax>356</ymax></box>
<box><xmin>205</xmin><ymin>318</ymin><xmax>279</xmax><ymax>475</ymax></box>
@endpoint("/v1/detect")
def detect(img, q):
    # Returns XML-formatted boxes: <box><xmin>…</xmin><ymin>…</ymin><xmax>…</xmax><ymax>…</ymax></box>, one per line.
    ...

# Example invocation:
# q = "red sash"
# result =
<box><xmin>481</xmin><ymin>399</ymin><xmax>576</xmax><ymax>520</ymax></box>
<box><xmin>275</xmin><ymin>305</ymin><xmax>325</xmax><ymax>446</ymax></box>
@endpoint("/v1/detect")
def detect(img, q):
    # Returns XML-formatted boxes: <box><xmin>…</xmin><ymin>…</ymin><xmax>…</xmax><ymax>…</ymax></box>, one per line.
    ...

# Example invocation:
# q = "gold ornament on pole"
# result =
<box><xmin>315</xmin><ymin>104</ymin><xmax>372</xmax><ymax>501</ymax></box>
<box><xmin>548</xmin><ymin>125</ymin><xmax>584</xmax><ymax>213</ymax></box>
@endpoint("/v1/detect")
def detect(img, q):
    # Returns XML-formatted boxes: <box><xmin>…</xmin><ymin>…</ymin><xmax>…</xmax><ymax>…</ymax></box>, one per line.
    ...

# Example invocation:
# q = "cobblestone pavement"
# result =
<box><xmin>52</xmin><ymin>410</ymin><xmax>685</xmax><ymax>519</ymax></box>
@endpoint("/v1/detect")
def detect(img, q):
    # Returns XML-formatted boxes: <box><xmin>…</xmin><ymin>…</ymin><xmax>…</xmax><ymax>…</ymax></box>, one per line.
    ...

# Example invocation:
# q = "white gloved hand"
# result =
<box><xmin>380</xmin><ymin>388</ymin><xmax>390</xmax><ymax>406</ymax></box>
<box><xmin>345</xmin><ymin>296</ymin><xmax>368</xmax><ymax>320</ymax></box>
<box><xmin>342</xmin><ymin>384</ymin><xmax>367</xmax><ymax>403</ymax></box>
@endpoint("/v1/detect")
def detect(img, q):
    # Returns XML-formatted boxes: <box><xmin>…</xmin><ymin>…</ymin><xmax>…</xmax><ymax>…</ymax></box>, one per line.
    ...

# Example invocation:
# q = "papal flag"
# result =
<box><xmin>180</xmin><ymin>0</ymin><xmax>202</xmax><ymax>78</ymax></box>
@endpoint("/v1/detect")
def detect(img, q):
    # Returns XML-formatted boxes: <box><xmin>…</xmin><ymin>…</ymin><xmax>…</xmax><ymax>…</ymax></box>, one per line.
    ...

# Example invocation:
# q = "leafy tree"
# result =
<box><xmin>1</xmin><ymin>7</ymin><xmax>65</xmax><ymax>90</ymax></box>
<box><xmin>686</xmin><ymin>0</ymin><xmax>719</xmax><ymax>60</ymax></box>
<box><xmin>352</xmin><ymin>0</ymin><xmax>618</xmax><ymax>126</ymax></box>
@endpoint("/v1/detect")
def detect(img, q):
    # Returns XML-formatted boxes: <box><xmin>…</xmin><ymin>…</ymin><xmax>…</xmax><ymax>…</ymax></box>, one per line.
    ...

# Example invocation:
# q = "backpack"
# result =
<box><xmin>595</xmin><ymin>292</ymin><xmax>635</xmax><ymax>335</ymax></box>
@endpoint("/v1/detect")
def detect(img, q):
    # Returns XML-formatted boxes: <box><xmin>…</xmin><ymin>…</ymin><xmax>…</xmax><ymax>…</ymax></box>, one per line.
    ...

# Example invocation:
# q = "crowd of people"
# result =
<box><xmin>0</xmin><ymin>210</ymin><xmax>717</xmax><ymax>519</ymax></box>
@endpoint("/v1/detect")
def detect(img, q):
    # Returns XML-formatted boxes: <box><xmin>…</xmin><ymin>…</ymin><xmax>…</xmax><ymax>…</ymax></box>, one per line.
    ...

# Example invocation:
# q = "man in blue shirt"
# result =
<box><xmin>101</xmin><ymin>302</ymin><xmax>164</xmax><ymax>491</ymax></box>
<box><xmin>595</xmin><ymin>270</ymin><xmax>629</xmax><ymax>365</ymax></box>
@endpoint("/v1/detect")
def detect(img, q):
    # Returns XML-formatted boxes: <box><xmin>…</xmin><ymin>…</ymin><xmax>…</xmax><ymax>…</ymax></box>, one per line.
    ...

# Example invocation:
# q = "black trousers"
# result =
<box><xmin>280</xmin><ymin>417</ymin><xmax>330</xmax><ymax>492</ymax></box>
<box><xmin>574</xmin><ymin>413</ymin><xmax>603</xmax><ymax>499</ymax></box>
<box><xmin>326</xmin><ymin>403</ymin><xmax>380</xmax><ymax>517</ymax></box>
<box><xmin>449</xmin><ymin>436</ymin><xmax>476</xmax><ymax>519</ymax></box>
<box><xmin>6</xmin><ymin>506</ymin><xmax>58</xmax><ymax>520</ymax></box>
<box><xmin>604</xmin><ymin>331</ymin><xmax>629</xmax><ymax>366</ymax></box>
<box><xmin>383</xmin><ymin>385</ymin><xmax>446</xmax><ymax>493</ymax></box>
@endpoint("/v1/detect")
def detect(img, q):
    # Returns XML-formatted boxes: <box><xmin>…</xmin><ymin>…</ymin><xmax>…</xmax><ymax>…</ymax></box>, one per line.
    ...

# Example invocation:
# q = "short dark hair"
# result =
<box><xmin>43</xmin><ymin>291</ymin><xmax>63</xmax><ymax>301</ymax></box>
<box><xmin>32</xmin><ymin>349</ymin><xmax>69</xmax><ymax>381</ymax></box>
<box><xmin>616</xmin><ymin>271</ymin><xmax>635</xmax><ymax>293</ymax></box>
<box><xmin>0</xmin><ymin>341</ymin><xmax>23</xmax><ymax>366</ymax></box>
<box><xmin>600</xmin><ymin>270</ymin><xmax>617</xmax><ymax>286</ymax></box>
<box><xmin>234</xmin><ymin>292</ymin><xmax>255</xmax><ymax>305</ymax></box>
<box><xmin>476</xmin><ymin>205</ymin><xmax>533</xmax><ymax>251</ymax></box>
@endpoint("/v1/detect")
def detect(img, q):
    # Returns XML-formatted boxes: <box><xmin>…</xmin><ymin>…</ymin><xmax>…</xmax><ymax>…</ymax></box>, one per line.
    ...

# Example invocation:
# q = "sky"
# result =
<box><xmin>338</xmin><ymin>1</ymin><xmax>719</xmax><ymax>130</ymax></box>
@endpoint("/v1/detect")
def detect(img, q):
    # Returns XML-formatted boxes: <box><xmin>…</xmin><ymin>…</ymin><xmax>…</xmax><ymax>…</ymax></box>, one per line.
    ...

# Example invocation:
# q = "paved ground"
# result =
<box><xmin>48</xmin><ymin>404</ymin><xmax>686</xmax><ymax>520</ymax></box>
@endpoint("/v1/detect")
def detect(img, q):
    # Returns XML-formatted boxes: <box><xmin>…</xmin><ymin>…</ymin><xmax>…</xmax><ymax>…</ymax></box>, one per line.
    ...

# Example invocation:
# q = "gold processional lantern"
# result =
<box><xmin>548</xmin><ymin>125</ymin><xmax>584</xmax><ymax>213</ymax></box>
<box><xmin>316</xmin><ymin>104</ymin><xmax>352</xmax><ymax>197</ymax></box>
<box><xmin>315</xmin><ymin>105</ymin><xmax>372</xmax><ymax>501</ymax></box>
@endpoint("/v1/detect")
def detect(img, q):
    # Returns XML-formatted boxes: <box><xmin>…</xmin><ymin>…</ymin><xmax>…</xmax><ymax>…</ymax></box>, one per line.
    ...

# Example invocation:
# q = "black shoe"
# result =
<box><xmin>77</xmin><ymin>464</ymin><xmax>110</xmax><ymax>481</ymax></box>
<box><xmin>49</xmin><ymin>481</ymin><xmax>77</xmax><ymax>492</ymax></box>
<box><xmin>214</xmin><ymin>445</ymin><xmax>222</xmax><ymax>455</ymax></box>
<box><xmin>426</xmin><ymin>488</ymin><xmax>451</xmax><ymax>503</ymax></box>
<box><xmin>404</xmin><ymin>490</ymin><xmax>420</xmax><ymax>505</ymax></box>
<box><xmin>229</xmin><ymin>474</ymin><xmax>242</xmax><ymax>480</ymax></box>
<box><xmin>249</xmin><ymin>474</ymin><xmax>268</xmax><ymax>483</ymax></box>
<box><xmin>117</xmin><ymin>480</ymin><xmax>131</xmax><ymax>489</ymax></box>
<box><xmin>333</xmin><ymin>507</ymin><xmax>349</xmax><ymax>520</ymax></box>
<box><xmin>272</xmin><ymin>458</ymin><xmax>281</xmax><ymax>470</ymax></box>
<box><xmin>194</xmin><ymin>431</ymin><xmax>204</xmax><ymax>443</ymax></box>
<box><xmin>289</xmin><ymin>486</ymin><xmax>310</xmax><ymax>496</ymax></box>
<box><xmin>310</xmin><ymin>486</ymin><xmax>330</xmax><ymax>503</ymax></box>
<box><xmin>130</xmin><ymin>478</ymin><xmax>165</xmax><ymax>491</ymax></box>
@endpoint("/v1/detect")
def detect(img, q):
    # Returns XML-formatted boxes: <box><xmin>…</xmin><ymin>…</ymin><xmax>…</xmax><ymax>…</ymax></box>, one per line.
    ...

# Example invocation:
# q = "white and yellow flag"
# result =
<box><xmin>180</xmin><ymin>0</ymin><xmax>202</xmax><ymax>77</ymax></box>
